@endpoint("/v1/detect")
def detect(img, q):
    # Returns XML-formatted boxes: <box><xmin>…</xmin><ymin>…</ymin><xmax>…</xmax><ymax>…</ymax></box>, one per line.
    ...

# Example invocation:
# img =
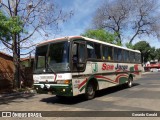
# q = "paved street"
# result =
<box><xmin>0</xmin><ymin>72</ymin><xmax>160</xmax><ymax>119</ymax></box>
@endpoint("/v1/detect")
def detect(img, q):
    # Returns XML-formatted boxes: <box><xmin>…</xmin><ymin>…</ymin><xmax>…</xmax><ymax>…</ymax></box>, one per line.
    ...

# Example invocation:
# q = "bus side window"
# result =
<box><xmin>108</xmin><ymin>46</ymin><xmax>113</xmax><ymax>61</ymax></box>
<box><xmin>130</xmin><ymin>52</ymin><xmax>135</xmax><ymax>62</ymax></box>
<box><xmin>72</xmin><ymin>43</ymin><xmax>78</xmax><ymax>63</ymax></box>
<box><xmin>94</xmin><ymin>43</ymin><xmax>101</xmax><ymax>59</ymax></box>
<box><xmin>102</xmin><ymin>45</ymin><xmax>108</xmax><ymax>60</ymax></box>
<box><xmin>102</xmin><ymin>45</ymin><xmax>113</xmax><ymax>61</ymax></box>
<box><xmin>124</xmin><ymin>50</ymin><xmax>129</xmax><ymax>62</ymax></box>
<box><xmin>78</xmin><ymin>44</ymin><xmax>86</xmax><ymax>63</ymax></box>
<box><xmin>117</xmin><ymin>48</ymin><xmax>123</xmax><ymax>62</ymax></box>
<box><xmin>135</xmin><ymin>53</ymin><xmax>141</xmax><ymax>63</ymax></box>
<box><xmin>114</xmin><ymin>48</ymin><xmax>118</xmax><ymax>61</ymax></box>
<box><xmin>87</xmin><ymin>42</ymin><xmax>96</xmax><ymax>59</ymax></box>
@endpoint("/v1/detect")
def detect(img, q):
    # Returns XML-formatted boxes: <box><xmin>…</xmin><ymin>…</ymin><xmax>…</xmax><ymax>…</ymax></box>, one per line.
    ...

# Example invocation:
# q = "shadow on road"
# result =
<box><xmin>40</xmin><ymin>83</ymin><xmax>140</xmax><ymax>105</ymax></box>
<box><xmin>0</xmin><ymin>93</ymin><xmax>35</xmax><ymax>105</ymax></box>
<box><xmin>95</xmin><ymin>83</ymin><xmax>139</xmax><ymax>98</ymax></box>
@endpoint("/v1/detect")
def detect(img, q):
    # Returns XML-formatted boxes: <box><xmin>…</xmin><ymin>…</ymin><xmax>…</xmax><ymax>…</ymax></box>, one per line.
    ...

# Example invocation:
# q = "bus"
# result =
<box><xmin>33</xmin><ymin>36</ymin><xmax>142</xmax><ymax>99</ymax></box>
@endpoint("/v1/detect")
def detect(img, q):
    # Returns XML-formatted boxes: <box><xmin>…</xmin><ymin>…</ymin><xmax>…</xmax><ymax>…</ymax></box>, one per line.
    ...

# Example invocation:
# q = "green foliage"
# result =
<box><xmin>132</xmin><ymin>40</ymin><xmax>160</xmax><ymax>62</ymax></box>
<box><xmin>125</xmin><ymin>42</ymin><xmax>134</xmax><ymax>49</ymax></box>
<box><xmin>155</xmin><ymin>48</ymin><xmax>160</xmax><ymax>61</ymax></box>
<box><xmin>0</xmin><ymin>11</ymin><xmax>23</xmax><ymax>41</ymax></box>
<box><xmin>133</xmin><ymin>41</ymin><xmax>150</xmax><ymax>53</ymax></box>
<box><xmin>133</xmin><ymin>41</ymin><xmax>151</xmax><ymax>63</ymax></box>
<box><xmin>148</xmin><ymin>47</ymin><xmax>156</xmax><ymax>61</ymax></box>
<box><xmin>81</xmin><ymin>29</ymin><xmax>122</xmax><ymax>46</ymax></box>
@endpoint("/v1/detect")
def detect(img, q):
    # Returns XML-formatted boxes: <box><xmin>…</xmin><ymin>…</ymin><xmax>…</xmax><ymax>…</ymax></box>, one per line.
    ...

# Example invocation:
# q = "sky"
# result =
<box><xmin>0</xmin><ymin>0</ymin><xmax>160</xmax><ymax>56</ymax></box>
<box><xmin>53</xmin><ymin>0</ymin><xmax>160</xmax><ymax>49</ymax></box>
<box><xmin>54</xmin><ymin>0</ymin><xmax>102</xmax><ymax>37</ymax></box>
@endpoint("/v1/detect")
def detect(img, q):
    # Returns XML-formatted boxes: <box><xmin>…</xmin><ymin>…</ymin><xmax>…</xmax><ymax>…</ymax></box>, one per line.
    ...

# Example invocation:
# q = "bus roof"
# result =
<box><xmin>37</xmin><ymin>36</ymin><xmax>140</xmax><ymax>53</ymax></box>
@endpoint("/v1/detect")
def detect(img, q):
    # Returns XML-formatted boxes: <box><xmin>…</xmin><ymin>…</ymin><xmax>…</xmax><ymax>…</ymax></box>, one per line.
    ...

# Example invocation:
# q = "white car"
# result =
<box><xmin>150</xmin><ymin>68</ymin><xmax>160</xmax><ymax>72</ymax></box>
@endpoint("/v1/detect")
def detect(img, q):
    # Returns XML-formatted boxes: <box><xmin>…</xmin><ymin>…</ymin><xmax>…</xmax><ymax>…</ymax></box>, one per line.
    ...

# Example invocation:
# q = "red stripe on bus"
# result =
<box><xmin>134</xmin><ymin>64</ymin><xmax>139</xmax><ymax>75</ymax></box>
<box><xmin>95</xmin><ymin>75</ymin><xmax>118</xmax><ymax>83</ymax></box>
<box><xmin>115</xmin><ymin>69</ymin><xmax>129</xmax><ymax>72</ymax></box>
<box><xmin>78</xmin><ymin>79</ymin><xmax>87</xmax><ymax>89</ymax></box>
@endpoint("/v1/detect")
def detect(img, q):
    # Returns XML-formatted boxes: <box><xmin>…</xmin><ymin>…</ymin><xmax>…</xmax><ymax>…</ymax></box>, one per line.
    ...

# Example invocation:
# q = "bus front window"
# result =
<box><xmin>48</xmin><ymin>41</ymin><xmax>69</xmax><ymax>64</ymax></box>
<box><xmin>36</xmin><ymin>45</ymin><xmax>48</xmax><ymax>70</ymax></box>
<box><xmin>34</xmin><ymin>41</ymin><xmax>70</xmax><ymax>73</ymax></box>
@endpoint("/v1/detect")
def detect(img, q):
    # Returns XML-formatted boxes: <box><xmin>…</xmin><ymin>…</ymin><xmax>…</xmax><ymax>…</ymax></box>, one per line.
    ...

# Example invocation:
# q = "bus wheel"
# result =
<box><xmin>85</xmin><ymin>83</ymin><xmax>95</xmax><ymax>100</ymax></box>
<box><xmin>127</xmin><ymin>76</ymin><xmax>133</xmax><ymax>88</ymax></box>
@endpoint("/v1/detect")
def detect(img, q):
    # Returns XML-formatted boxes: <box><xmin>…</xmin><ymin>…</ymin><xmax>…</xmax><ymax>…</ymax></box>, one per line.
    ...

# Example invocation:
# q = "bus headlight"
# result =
<box><xmin>56</xmin><ymin>80</ymin><xmax>71</xmax><ymax>84</ymax></box>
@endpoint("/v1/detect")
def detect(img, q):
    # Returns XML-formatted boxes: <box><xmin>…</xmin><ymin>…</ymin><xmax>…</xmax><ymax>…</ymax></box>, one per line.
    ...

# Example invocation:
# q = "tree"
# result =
<box><xmin>125</xmin><ymin>42</ymin><xmax>134</xmax><ymax>49</ymax></box>
<box><xmin>0</xmin><ymin>11</ymin><xmax>22</xmax><ymax>43</ymax></box>
<box><xmin>81</xmin><ymin>29</ymin><xmax>121</xmax><ymax>46</ymax></box>
<box><xmin>148</xmin><ymin>47</ymin><xmax>156</xmax><ymax>61</ymax></box>
<box><xmin>93</xmin><ymin>0</ymin><xmax>160</xmax><ymax>44</ymax></box>
<box><xmin>0</xmin><ymin>0</ymin><xmax>73</xmax><ymax>88</ymax></box>
<box><xmin>155</xmin><ymin>48</ymin><xmax>160</xmax><ymax>61</ymax></box>
<box><xmin>133</xmin><ymin>41</ymin><xmax>151</xmax><ymax>63</ymax></box>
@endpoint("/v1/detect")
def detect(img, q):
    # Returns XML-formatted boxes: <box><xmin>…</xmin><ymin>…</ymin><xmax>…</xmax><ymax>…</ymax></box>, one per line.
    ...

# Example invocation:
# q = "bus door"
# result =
<box><xmin>71</xmin><ymin>41</ymin><xmax>87</xmax><ymax>95</ymax></box>
<box><xmin>72</xmin><ymin>41</ymin><xmax>87</xmax><ymax>72</ymax></box>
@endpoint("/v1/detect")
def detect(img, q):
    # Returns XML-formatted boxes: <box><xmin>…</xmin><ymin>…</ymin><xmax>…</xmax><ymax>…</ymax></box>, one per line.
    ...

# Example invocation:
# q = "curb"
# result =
<box><xmin>0</xmin><ymin>90</ymin><xmax>36</xmax><ymax>101</ymax></box>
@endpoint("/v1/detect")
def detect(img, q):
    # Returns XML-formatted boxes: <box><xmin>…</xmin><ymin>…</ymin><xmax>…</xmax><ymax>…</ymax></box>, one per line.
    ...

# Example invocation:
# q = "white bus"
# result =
<box><xmin>33</xmin><ymin>36</ymin><xmax>142</xmax><ymax>99</ymax></box>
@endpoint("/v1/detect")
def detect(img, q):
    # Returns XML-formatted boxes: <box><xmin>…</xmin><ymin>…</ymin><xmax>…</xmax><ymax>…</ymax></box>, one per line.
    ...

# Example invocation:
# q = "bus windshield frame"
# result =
<box><xmin>34</xmin><ymin>41</ymin><xmax>70</xmax><ymax>73</ymax></box>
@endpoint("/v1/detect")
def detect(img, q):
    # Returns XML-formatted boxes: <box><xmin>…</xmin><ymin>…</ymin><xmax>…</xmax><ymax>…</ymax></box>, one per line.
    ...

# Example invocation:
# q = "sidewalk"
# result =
<box><xmin>0</xmin><ymin>90</ymin><xmax>36</xmax><ymax>104</ymax></box>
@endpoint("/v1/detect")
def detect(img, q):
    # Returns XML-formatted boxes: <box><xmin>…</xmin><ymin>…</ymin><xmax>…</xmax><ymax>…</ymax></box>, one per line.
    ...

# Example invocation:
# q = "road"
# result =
<box><xmin>0</xmin><ymin>72</ymin><xmax>160</xmax><ymax>119</ymax></box>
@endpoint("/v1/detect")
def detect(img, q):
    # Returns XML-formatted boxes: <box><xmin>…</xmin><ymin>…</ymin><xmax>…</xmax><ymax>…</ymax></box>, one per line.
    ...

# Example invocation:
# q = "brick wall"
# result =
<box><xmin>0</xmin><ymin>52</ymin><xmax>14</xmax><ymax>91</ymax></box>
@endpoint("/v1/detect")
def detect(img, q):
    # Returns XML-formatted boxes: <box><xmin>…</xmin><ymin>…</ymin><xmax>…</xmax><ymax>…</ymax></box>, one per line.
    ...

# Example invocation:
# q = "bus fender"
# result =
<box><xmin>128</xmin><ymin>74</ymin><xmax>133</xmax><ymax>80</ymax></box>
<box><xmin>85</xmin><ymin>76</ymin><xmax>99</xmax><ymax>92</ymax></box>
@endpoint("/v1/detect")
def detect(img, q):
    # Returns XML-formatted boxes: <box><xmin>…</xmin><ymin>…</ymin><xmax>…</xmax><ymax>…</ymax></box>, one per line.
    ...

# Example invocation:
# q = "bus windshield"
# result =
<box><xmin>34</xmin><ymin>41</ymin><xmax>70</xmax><ymax>73</ymax></box>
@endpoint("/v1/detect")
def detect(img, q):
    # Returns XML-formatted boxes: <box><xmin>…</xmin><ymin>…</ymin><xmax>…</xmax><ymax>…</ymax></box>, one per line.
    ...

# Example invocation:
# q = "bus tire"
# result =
<box><xmin>127</xmin><ymin>76</ymin><xmax>133</xmax><ymax>88</ymax></box>
<box><xmin>85</xmin><ymin>82</ymin><xmax>96</xmax><ymax>100</ymax></box>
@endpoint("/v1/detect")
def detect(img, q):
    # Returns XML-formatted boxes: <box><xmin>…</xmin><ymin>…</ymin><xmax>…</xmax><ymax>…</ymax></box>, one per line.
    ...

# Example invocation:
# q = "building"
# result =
<box><xmin>20</xmin><ymin>56</ymin><xmax>34</xmax><ymax>87</ymax></box>
<box><xmin>144</xmin><ymin>60</ymin><xmax>160</xmax><ymax>72</ymax></box>
<box><xmin>0</xmin><ymin>52</ymin><xmax>35</xmax><ymax>92</ymax></box>
<box><xmin>0</xmin><ymin>52</ymin><xmax>14</xmax><ymax>91</ymax></box>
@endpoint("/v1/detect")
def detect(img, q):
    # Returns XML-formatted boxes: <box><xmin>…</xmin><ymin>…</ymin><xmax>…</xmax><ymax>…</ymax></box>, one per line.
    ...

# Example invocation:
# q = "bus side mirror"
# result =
<box><xmin>77</xmin><ymin>43</ymin><xmax>86</xmax><ymax>64</ymax></box>
<box><xmin>72</xmin><ymin>42</ymin><xmax>86</xmax><ymax>70</ymax></box>
<box><xmin>72</xmin><ymin>44</ymin><xmax>77</xmax><ymax>56</ymax></box>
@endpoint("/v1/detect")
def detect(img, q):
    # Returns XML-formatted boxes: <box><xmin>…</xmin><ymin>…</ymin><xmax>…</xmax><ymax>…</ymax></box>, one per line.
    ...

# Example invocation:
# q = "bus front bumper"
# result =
<box><xmin>34</xmin><ymin>84</ymin><xmax>73</xmax><ymax>96</ymax></box>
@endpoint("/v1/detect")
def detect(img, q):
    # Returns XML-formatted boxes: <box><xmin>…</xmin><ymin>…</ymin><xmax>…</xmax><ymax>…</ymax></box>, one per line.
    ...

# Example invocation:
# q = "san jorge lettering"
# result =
<box><xmin>102</xmin><ymin>63</ymin><xmax>114</xmax><ymax>71</ymax></box>
<box><xmin>115</xmin><ymin>64</ymin><xmax>128</xmax><ymax>70</ymax></box>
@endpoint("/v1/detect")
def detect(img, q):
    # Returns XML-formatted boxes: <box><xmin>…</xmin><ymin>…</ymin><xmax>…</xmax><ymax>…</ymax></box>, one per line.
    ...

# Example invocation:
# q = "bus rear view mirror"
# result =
<box><xmin>72</xmin><ymin>44</ymin><xmax>77</xmax><ymax>56</ymax></box>
<box><xmin>77</xmin><ymin>43</ymin><xmax>86</xmax><ymax>64</ymax></box>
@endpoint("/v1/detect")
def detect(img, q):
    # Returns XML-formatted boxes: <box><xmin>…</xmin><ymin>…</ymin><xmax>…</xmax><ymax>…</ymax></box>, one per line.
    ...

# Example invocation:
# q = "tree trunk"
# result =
<box><xmin>18</xmin><ymin>34</ymin><xmax>21</xmax><ymax>88</ymax></box>
<box><xmin>12</xmin><ymin>1</ymin><xmax>21</xmax><ymax>89</ymax></box>
<box><xmin>13</xmin><ymin>34</ymin><xmax>20</xmax><ymax>89</ymax></box>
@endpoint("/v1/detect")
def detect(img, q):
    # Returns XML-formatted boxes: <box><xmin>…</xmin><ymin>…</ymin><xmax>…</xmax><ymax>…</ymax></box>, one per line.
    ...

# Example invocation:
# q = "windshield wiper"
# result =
<box><xmin>46</xmin><ymin>62</ymin><xmax>56</xmax><ymax>74</ymax></box>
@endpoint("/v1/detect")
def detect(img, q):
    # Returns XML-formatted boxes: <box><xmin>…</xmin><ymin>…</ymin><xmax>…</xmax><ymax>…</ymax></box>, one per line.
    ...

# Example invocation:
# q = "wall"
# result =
<box><xmin>0</xmin><ymin>52</ymin><xmax>14</xmax><ymax>91</ymax></box>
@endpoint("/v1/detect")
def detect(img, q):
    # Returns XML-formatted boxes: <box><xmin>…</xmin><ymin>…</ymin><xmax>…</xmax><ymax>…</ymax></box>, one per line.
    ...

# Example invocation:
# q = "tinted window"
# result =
<box><xmin>87</xmin><ymin>42</ymin><xmax>101</xmax><ymax>59</ymax></box>
<box><xmin>78</xmin><ymin>44</ymin><xmax>86</xmax><ymax>63</ymax></box>
<box><xmin>124</xmin><ymin>50</ymin><xmax>129</xmax><ymax>62</ymax></box>
<box><xmin>108</xmin><ymin>46</ymin><xmax>113</xmax><ymax>61</ymax></box>
<box><xmin>114</xmin><ymin>48</ymin><xmax>118</xmax><ymax>61</ymax></box>
<box><xmin>102</xmin><ymin>45</ymin><xmax>108</xmax><ymax>60</ymax></box>
<box><xmin>48</xmin><ymin>41</ymin><xmax>69</xmax><ymax>64</ymax></box>
<box><xmin>117</xmin><ymin>49</ymin><xmax>123</xmax><ymax>62</ymax></box>
<box><xmin>87</xmin><ymin>42</ymin><xmax>96</xmax><ymax>59</ymax></box>
<box><xmin>36</xmin><ymin>45</ymin><xmax>48</xmax><ymax>69</ymax></box>
<box><xmin>135</xmin><ymin>53</ymin><xmax>141</xmax><ymax>63</ymax></box>
<box><xmin>102</xmin><ymin>45</ymin><xmax>113</xmax><ymax>61</ymax></box>
<box><xmin>130</xmin><ymin>52</ymin><xmax>135</xmax><ymax>62</ymax></box>
<box><xmin>94</xmin><ymin>43</ymin><xmax>101</xmax><ymax>59</ymax></box>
